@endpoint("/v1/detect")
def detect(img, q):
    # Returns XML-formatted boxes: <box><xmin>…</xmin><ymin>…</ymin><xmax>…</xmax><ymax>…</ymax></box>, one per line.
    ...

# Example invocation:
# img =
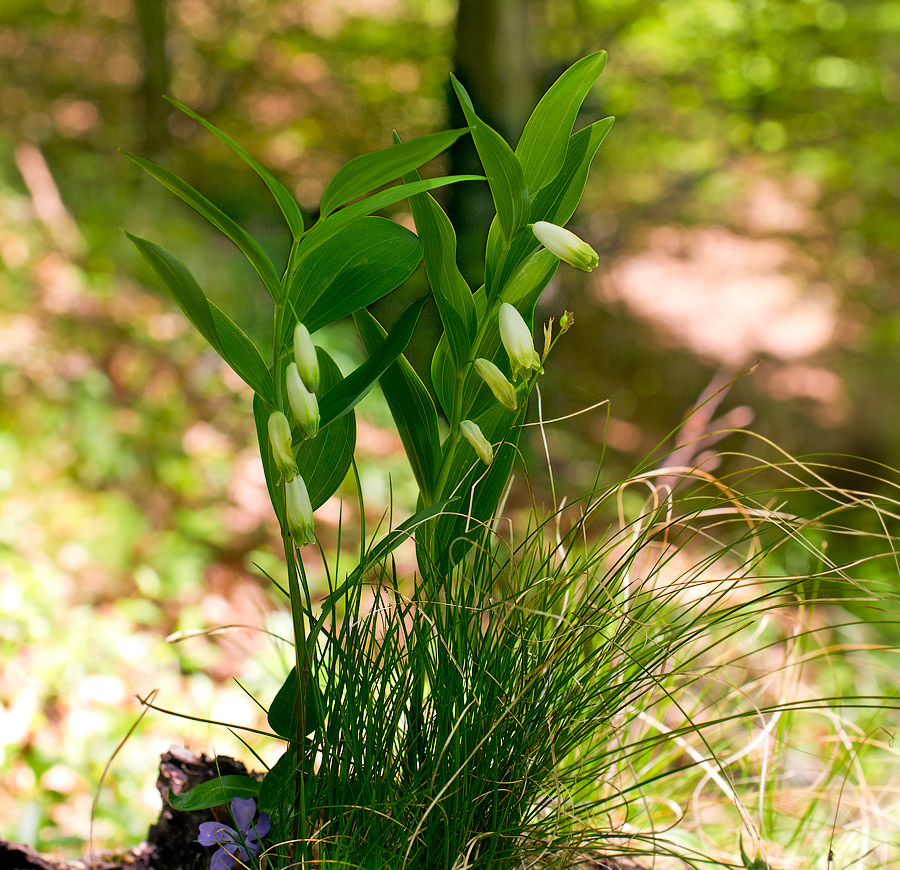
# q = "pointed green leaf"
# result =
<box><xmin>267</xmin><ymin>667</ymin><xmax>320</xmax><ymax>739</ymax></box>
<box><xmin>167</xmin><ymin>775</ymin><xmax>260</xmax><ymax>811</ymax></box>
<box><xmin>253</xmin><ymin>392</ymin><xmax>283</xmax><ymax>527</ymax></box>
<box><xmin>355</xmin><ymin>306</ymin><xmax>441</xmax><ymax>501</ymax></box>
<box><xmin>319</xmin><ymin>129</ymin><xmax>469</xmax><ymax>217</ymax></box>
<box><xmin>164</xmin><ymin>97</ymin><xmax>304</xmax><ymax>240</ymax></box>
<box><xmin>283</xmin><ymin>217</ymin><xmax>422</xmax><ymax>343</ymax></box>
<box><xmin>319</xmin><ymin>296</ymin><xmax>426</xmax><ymax>426</ymax></box>
<box><xmin>516</xmin><ymin>51</ymin><xmax>607</xmax><ymax>194</ymax></box>
<box><xmin>296</xmin><ymin>175</ymin><xmax>483</xmax><ymax>267</ymax></box>
<box><xmin>127</xmin><ymin>233</ymin><xmax>273</xmax><ymax>403</ymax></box>
<box><xmin>450</xmin><ymin>74</ymin><xmax>529</xmax><ymax>241</ymax></box>
<box><xmin>403</xmin><ymin>177</ymin><xmax>475</xmax><ymax>369</ymax></box>
<box><xmin>532</xmin><ymin>116</ymin><xmax>615</xmax><ymax>226</ymax></box>
<box><xmin>122</xmin><ymin>150</ymin><xmax>282</xmax><ymax>299</ymax></box>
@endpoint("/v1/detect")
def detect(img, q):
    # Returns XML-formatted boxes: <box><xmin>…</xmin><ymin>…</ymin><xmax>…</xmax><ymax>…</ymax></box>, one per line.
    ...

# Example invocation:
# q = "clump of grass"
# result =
<box><xmin>241</xmin><ymin>435</ymin><xmax>900</xmax><ymax>869</ymax></box>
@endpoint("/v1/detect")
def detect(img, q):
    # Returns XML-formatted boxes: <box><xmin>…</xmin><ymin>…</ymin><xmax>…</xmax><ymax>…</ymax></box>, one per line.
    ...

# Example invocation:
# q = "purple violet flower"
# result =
<box><xmin>198</xmin><ymin>797</ymin><xmax>271</xmax><ymax>870</ymax></box>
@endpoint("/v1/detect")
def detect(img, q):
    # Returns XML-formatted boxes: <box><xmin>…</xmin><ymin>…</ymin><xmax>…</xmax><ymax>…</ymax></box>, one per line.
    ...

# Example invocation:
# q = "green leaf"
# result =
<box><xmin>253</xmin><ymin>393</ymin><xmax>283</xmax><ymax>527</ymax></box>
<box><xmin>267</xmin><ymin>667</ymin><xmax>320</xmax><ymax>739</ymax></box>
<box><xmin>164</xmin><ymin>97</ymin><xmax>304</xmax><ymax>240</ymax></box>
<box><xmin>515</xmin><ymin>51</ymin><xmax>607</xmax><ymax>194</ymax></box>
<box><xmin>284</xmin><ymin>217</ymin><xmax>422</xmax><ymax>342</ymax></box>
<box><xmin>450</xmin><ymin>74</ymin><xmax>530</xmax><ymax>242</ymax></box>
<box><xmin>318</xmin><ymin>295</ymin><xmax>427</xmax><ymax>426</ymax></box>
<box><xmin>122</xmin><ymin>150</ymin><xmax>283</xmax><ymax>299</ymax></box>
<box><xmin>319</xmin><ymin>129</ymin><xmax>469</xmax><ymax>217</ymax></box>
<box><xmin>167</xmin><ymin>775</ymin><xmax>260</xmax><ymax>811</ymax></box>
<box><xmin>403</xmin><ymin>180</ymin><xmax>475</xmax><ymax>369</ymax></box>
<box><xmin>294</xmin><ymin>349</ymin><xmax>356</xmax><ymax>509</ymax></box>
<box><xmin>532</xmin><ymin>116</ymin><xmax>615</xmax><ymax>227</ymax></box>
<box><xmin>354</xmin><ymin>306</ymin><xmax>441</xmax><ymax>500</ymax></box>
<box><xmin>296</xmin><ymin>175</ymin><xmax>484</xmax><ymax>267</ymax></box>
<box><xmin>127</xmin><ymin>233</ymin><xmax>274</xmax><ymax>403</ymax></box>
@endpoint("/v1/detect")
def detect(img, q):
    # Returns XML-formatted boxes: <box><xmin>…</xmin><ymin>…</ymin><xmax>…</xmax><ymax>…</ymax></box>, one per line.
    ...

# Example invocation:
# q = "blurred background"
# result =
<box><xmin>2</xmin><ymin>0</ymin><xmax>899</xmax><ymax>856</ymax></box>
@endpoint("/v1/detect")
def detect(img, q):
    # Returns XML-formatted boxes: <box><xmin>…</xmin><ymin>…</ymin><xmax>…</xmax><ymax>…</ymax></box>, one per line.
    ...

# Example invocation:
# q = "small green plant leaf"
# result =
<box><xmin>319</xmin><ymin>295</ymin><xmax>427</xmax><ymax>426</ymax></box>
<box><xmin>354</xmin><ymin>306</ymin><xmax>441</xmax><ymax>501</ymax></box>
<box><xmin>403</xmin><ymin>178</ymin><xmax>476</xmax><ymax>369</ymax></box>
<box><xmin>531</xmin><ymin>116</ymin><xmax>614</xmax><ymax>227</ymax></box>
<box><xmin>449</xmin><ymin>74</ymin><xmax>530</xmax><ymax>242</ymax></box>
<box><xmin>515</xmin><ymin>51</ymin><xmax>607</xmax><ymax>194</ymax></box>
<box><xmin>127</xmin><ymin>233</ymin><xmax>273</xmax><ymax>403</ymax></box>
<box><xmin>294</xmin><ymin>349</ymin><xmax>356</xmax><ymax>509</ymax></box>
<box><xmin>267</xmin><ymin>667</ymin><xmax>320</xmax><ymax>739</ymax></box>
<box><xmin>164</xmin><ymin>97</ymin><xmax>304</xmax><ymax>240</ymax></box>
<box><xmin>319</xmin><ymin>129</ymin><xmax>469</xmax><ymax>217</ymax></box>
<box><xmin>122</xmin><ymin>151</ymin><xmax>283</xmax><ymax>300</ymax></box>
<box><xmin>167</xmin><ymin>775</ymin><xmax>260</xmax><ymax>811</ymax></box>
<box><xmin>285</xmin><ymin>217</ymin><xmax>422</xmax><ymax>342</ymax></box>
<box><xmin>296</xmin><ymin>175</ymin><xmax>484</xmax><ymax>267</ymax></box>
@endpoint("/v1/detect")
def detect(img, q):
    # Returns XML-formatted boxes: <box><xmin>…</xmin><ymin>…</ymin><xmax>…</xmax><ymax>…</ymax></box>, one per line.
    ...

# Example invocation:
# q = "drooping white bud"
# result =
<box><xmin>531</xmin><ymin>221</ymin><xmax>598</xmax><ymax>272</ymax></box>
<box><xmin>267</xmin><ymin>411</ymin><xmax>298</xmax><ymax>481</ymax></box>
<box><xmin>286</xmin><ymin>363</ymin><xmax>319</xmax><ymax>439</ymax></box>
<box><xmin>473</xmin><ymin>358</ymin><xmax>518</xmax><ymax>411</ymax></box>
<box><xmin>460</xmin><ymin>420</ymin><xmax>493</xmax><ymax>465</ymax></box>
<box><xmin>499</xmin><ymin>303</ymin><xmax>541</xmax><ymax>380</ymax></box>
<box><xmin>285</xmin><ymin>475</ymin><xmax>315</xmax><ymax>546</ymax></box>
<box><xmin>293</xmin><ymin>322</ymin><xmax>320</xmax><ymax>393</ymax></box>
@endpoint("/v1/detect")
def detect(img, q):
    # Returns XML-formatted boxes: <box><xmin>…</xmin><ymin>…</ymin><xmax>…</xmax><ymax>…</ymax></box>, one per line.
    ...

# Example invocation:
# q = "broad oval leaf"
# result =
<box><xmin>450</xmin><ymin>74</ymin><xmax>530</xmax><ymax>242</ymax></box>
<box><xmin>532</xmin><ymin>116</ymin><xmax>615</xmax><ymax>227</ymax></box>
<box><xmin>516</xmin><ymin>51</ymin><xmax>607</xmax><ymax>195</ymax></box>
<box><xmin>168</xmin><ymin>775</ymin><xmax>260</xmax><ymax>811</ymax></box>
<box><xmin>284</xmin><ymin>217</ymin><xmax>422</xmax><ymax>342</ymax></box>
<box><xmin>355</xmin><ymin>305</ymin><xmax>441</xmax><ymax>501</ymax></box>
<box><xmin>267</xmin><ymin>667</ymin><xmax>320</xmax><ymax>739</ymax></box>
<box><xmin>319</xmin><ymin>129</ymin><xmax>468</xmax><ymax>217</ymax></box>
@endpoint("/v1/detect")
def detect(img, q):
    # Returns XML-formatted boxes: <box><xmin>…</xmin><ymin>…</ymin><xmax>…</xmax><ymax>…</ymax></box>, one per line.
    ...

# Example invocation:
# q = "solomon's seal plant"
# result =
<box><xmin>121</xmin><ymin>49</ymin><xmax>898</xmax><ymax>870</ymax></box>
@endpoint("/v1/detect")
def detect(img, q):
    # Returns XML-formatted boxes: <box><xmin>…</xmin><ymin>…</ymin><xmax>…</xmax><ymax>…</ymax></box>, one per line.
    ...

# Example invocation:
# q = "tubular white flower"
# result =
<box><xmin>285</xmin><ymin>475</ymin><xmax>315</xmax><ymax>546</ymax></box>
<box><xmin>474</xmin><ymin>358</ymin><xmax>518</xmax><ymax>411</ymax></box>
<box><xmin>531</xmin><ymin>221</ymin><xmax>599</xmax><ymax>272</ymax></box>
<box><xmin>293</xmin><ymin>322</ymin><xmax>320</xmax><ymax>393</ymax></box>
<box><xmin>460</xmin><ymin>420</ymin><xmax>493</xmax><ymax>465</ymax></box>
<box><xmin>286</xmin><ymin>363</ymin><xmax>319</xmax><ymax>439</ymax></box>
<box><xmin>499</xmin><ymin>303</ymin><xmax>541</xmax><ymax>380</ymax></box>
<box><xmin>267</xmin><ymin>411</ymin><xmax>298</xmax><ymax>481</ymax></box>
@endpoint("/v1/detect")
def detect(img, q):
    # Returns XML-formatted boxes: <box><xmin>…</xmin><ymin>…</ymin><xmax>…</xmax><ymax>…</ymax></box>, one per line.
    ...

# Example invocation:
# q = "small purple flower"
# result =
<box><xmin>198</xmin><ymin>798</ymin><xmax>271</xmax><ymax>870</ymax></box>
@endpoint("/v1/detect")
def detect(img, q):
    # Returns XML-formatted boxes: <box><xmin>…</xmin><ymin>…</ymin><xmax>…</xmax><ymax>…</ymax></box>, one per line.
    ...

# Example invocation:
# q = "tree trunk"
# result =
<box><xmin>133</xmin><ymin>0</ymin><xmax>172</xmax><ymax>154</ymax></box>
<box><xmin>448</xmin><ymin>0</ymin><xmax>536</xmax><ymax>286</ymax></box>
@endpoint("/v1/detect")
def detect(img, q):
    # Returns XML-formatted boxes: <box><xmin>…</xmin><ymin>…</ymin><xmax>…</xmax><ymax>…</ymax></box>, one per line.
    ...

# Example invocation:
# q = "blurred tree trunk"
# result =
<box><xmin>448</xmin><ymin>0</ymin><xmax>536</xmax><ymax>287</ymax></box>
<box><xmin>133</xmin><ymin>0</ymin><xmax>171</xmax><ymax>154</ymax></box>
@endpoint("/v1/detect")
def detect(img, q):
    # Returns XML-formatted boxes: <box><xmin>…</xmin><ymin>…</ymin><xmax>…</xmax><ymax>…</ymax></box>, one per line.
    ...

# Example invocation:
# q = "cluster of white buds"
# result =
<box><xmin>267</xmin><ymin>321</ymin><xmax>323</xmax><ymax>547</ymax></box>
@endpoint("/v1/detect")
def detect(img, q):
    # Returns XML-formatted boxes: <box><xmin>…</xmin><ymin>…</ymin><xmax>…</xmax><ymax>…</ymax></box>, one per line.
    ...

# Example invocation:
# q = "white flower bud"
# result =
<box><xmin>460</xmin><ymin>420</ymin><xmax>493</xmax><ymax>465</ymax></box>
<box><xmin>531</xmin><ymin>221</ymin><xmax>598</xmax><ymax>272</ymax></box>
<box><xmin>499</xmin><ymin>303</ymin><xmax>541</xmax><ymax>380</ymax></box>
<box><xmin>474</xmin><ymin>358</ymin><xmax>518</xmax><ymax>411</ymax></box>
<box><xmin>293</xmin><ymin>322</ymin><xmax>320</xmax><ymax>393</ymax></box>
<box><xmin>285</xmin><ymin>475</ymin><xmax>315</xmax><ymax>546</ymax></box>
<box><xmin>267</xmin><ymin>411</ymin><xmax>298</xmax><ymax>481</ymax></box>
<box><xmin>286</xmin><ymin>363</ymin><xmax>319</xmax><ymax>439</ymax></box>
